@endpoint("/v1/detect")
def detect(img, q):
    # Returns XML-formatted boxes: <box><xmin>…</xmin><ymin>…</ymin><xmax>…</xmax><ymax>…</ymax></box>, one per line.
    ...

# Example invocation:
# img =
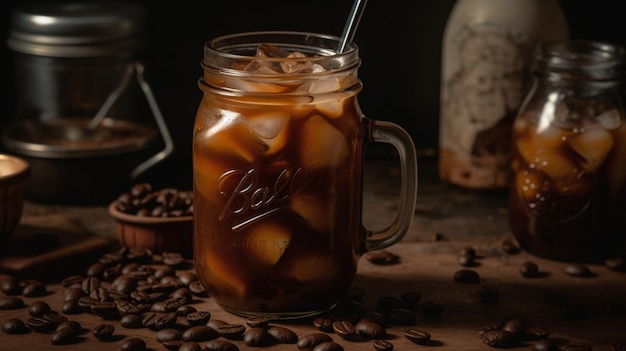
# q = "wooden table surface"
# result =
<box><xmin>1</xmin><ymin>157</ymin><xmax>625</xmax><ymax>351</ymax></box>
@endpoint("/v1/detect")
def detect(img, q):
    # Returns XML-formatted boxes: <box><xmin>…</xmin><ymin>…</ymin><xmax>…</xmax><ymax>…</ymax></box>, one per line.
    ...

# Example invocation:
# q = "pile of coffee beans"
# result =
<box><xmin>114</xmin><ymin>183</ymin><xmax>193</xmax><ymax>218</ymax></box>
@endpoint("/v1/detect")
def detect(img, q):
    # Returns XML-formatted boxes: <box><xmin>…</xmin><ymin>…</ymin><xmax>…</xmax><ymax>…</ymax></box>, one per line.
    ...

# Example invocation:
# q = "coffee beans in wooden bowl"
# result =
<box><xmin>108</xmin><ymin>183</ymin><xmax>193</xmax><ymax>257</ymax></box>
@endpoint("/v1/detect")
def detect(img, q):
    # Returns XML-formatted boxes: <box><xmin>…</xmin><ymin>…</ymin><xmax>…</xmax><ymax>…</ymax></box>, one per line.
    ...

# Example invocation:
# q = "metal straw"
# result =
<box><xmin>338</xmin><ymin>0</ymin><xmax>368</xmax><ymax>53</ymax></box>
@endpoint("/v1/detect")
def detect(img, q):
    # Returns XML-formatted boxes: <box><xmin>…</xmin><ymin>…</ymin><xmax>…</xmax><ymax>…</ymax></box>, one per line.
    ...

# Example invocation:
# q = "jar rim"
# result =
<box><xmin>202</xmin><ymin>31</ymin><xmax>360</xmax><ymax>74</ymax></box>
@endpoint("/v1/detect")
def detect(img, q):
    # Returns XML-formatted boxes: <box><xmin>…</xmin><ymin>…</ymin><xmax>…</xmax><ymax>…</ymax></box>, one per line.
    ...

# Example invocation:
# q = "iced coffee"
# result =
<box><xmin>193</xmin><ymin>32</ymin><xmax>417</xmax><ymax>318</ymax></box>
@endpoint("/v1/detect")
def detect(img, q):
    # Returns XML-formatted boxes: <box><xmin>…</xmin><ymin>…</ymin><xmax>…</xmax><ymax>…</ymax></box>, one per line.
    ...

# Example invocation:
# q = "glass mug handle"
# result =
<box><xmin>363</xmin><ymin>118</ymin><xmax>418</xmax><ymax>252</ymax></box>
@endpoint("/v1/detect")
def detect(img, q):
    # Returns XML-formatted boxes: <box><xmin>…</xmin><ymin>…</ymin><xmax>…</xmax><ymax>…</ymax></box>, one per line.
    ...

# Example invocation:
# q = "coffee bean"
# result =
<box><xmin>373</xmin><ymin>339</ymin><xmax>394</xmax><ymax>351</ymax></box>
<box><xmin>27</xmin><ymin>317</ymin><xmax>56</xmax><ymax>333</ymax></box>
<box><xmin>205</xmin><ymin>339</ymin><xmax>240</xmax><ymax>351</ymax></box>
<box><xmin>534</xmin><ymin>339</ymin><xmax>560</xmax><ymax>351</ymax></box>
<box><xmin>362</xmin><ymin>312</ymin><xmax>387</xmax><ymax>327</ymax></box>
<box><xmin>92</xmin><ymin>323</ymin><xmax>115</xmax><ymax>340</ymax></box>
<box><xmin>332</xmin><ymin>320</ymin><xmax>356</xmax><ymax>339</ymax></box>
<box><xmin>459</xmin><ymin>247</ymin><xmax>477</xmax><ymax>266</ymax></box>
<box><xmin>2</xmin><ymin>318</ymin><xmax>29</xmax><ymax>334</ymax></box>
<box><xmin>365</xmin><ymin>250</ymin><xmax>400</xmax><ymax>265</ymax></box>
<box><xmin>564</xmin><ymin>264</ymin><xmax>592</xmax><ymax>277</ymax></box>
<box><xmin>177</xmin><ymin>305</ymin><xmax>197</xmax><ymax>316</ymax></box>
<box><xmin>28</xmin><ymin>301</ymin><xmax>51</xmax><ymax>317</ymax></box>
<box><xmin>243</xmin><ymin>327</ymin><xmax>273</xmax><ymax>347</ymax></box>
<box><xmin>481</xmin><ymin>329</ymin><xmax>517</xmax><ymax>348</ymax></box>
<box><xmin>179</xmin><ymin>341</ymin><xmax>202</xmax><ymax>351</ymax></box>
<box><xmin>51</xmin><ymin>327</ymin><xmax>79</xmax><ymax>345</ymax></box>
<box><xmin>246</xmin><ymin>316</ymin><xmax>270</xmax><ymax>328</ymax></box>
<box><xmin>313</xmin><ymin>316</ymin><xmax>334</xmax><ymax>332</ymax></box>
<box><xmin>56</xmin><ymin>320</ymin><xmax>82</xmax><ymax>333</ymax></box>
<box><xmin>502</xmin><ymin>238</ymin><xmax>521</xmax><ymax>254</ymax></box>
<box><xmin>267</xmin><ymin>326</ymin><xmax>298</xmax><ymax>344</ymax></box>
<box><xmin>22</xmin><ymin>281</ymin><xmax>47</xmax><ymax>297</ymax></box>
<box><xmin>520</xmin><ymin>261</ymin><xmax>540</xmax><ymax>278</ymax></box>
<box><xmin>90</xmin><ymin>301</ymin><xmax>119</xmax><ymax>319</ymax></box>
<box><xmin>189</xmin><ymin>281</ymin><xmax>209</xmax><ymax>296</ymax></box>
<box><xmin>454</xmin><ymin>269</ymin><xmax>480</xmax><ymax>283</ymax></box>
<box><xmin>217</xmin><ymin>324</ymin><xmax>246</xmax><ymax>340</ymax></box>
<box><xmin>355</xmin><ymin>320</ymin><xmax>386</xmax><ymax>339</ymax></box>
<box><xmin>524</xmin><ymin>326</ymin><xmax>550</xmax><ymax>341</ymax></box>
<box><xmin>0</xmin><ymin>296</ymin><xmax>25</xmax><ymax>310</ymax></box>
<box><xmin>143</xmin><ymin>312</ymin><xmax>177</xmax><ymax>330</ymax></box>
<box><xmin>121</xmin><ymin>337</ymin><xmax>147</xmax><ymax>351</ymax></box>
<box><xmin>480</xmin><ymin>320</ymin><xmax>505</xmax><ymax>333</ymax></box>
<box><xmin>0</xmin><ymin>277</ymin><xmax>22</xmax><ymax>295</ymax></box>
<box><xmin>312</xmin><ymin>341</ymin><xmax>344</xmax><ymax>351</ymax></box>
<box><xmin>207</xmin><ymin>319</ymin><xmax>229</xmax><ymax>331</ymax></box>
<box><xmin>120</xmin><ymin>314</ymin><xmax>143</xmax><ymax>329</ymax></box>
<box><xmin>404</xmin><ymin>328</ymin><xmax>431</xmax><ymax>345</ymax></box>
<box><xmin>182</xmin><ymin>325</ymin><xmax>219</xmax><ymax>342</ymax></box>
<box><xmin>502</xmin><ymin>319</ymin><xmax>525</xmax><ymax>338</ymax></box>
<box><xmin>297</xmin><ymin>333</ymin><xmax>333</xmax><ymax>349</ymax></box>
<box><xmin>157</xmin><ymin>328</ymin><xmax>183</xmax><ymax>343</ymax></box>
<box><xmin>186</xmin><ymin>311</ymin><xmax>211</xmax><ymax>326</ymax></box>
<box><xmin>163</xmin><ymin>252</ymin><xmax>185</xmax><ymax>267</ymax></box>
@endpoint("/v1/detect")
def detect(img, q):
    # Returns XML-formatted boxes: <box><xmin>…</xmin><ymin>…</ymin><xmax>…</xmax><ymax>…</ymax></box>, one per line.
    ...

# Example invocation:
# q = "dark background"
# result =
<box><xmin>1</xmin><ymin>0</ymin><xmax>624</xmax><ymax>189</ymax></box>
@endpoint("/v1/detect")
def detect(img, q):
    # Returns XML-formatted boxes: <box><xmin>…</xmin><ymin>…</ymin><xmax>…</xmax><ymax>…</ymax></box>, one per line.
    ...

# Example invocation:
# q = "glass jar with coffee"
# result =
<box><xmin>509</xmin><ymin>40</ymin><xmax>626</xmax><ymax>262</ymax></box>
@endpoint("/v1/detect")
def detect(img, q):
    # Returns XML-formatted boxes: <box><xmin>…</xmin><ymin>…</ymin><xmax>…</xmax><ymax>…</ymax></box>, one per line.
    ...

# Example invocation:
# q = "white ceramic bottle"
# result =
<box><xmin>439</xmin><ymin>0</ymin><xmax>569</xmax><ymax>190</ymax></box>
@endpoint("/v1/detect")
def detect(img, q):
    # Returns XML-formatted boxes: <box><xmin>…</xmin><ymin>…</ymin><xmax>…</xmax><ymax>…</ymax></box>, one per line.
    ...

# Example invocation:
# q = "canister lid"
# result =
<box><xmin>6</xmin><ymin>1</ymin><xmax>147</xmax><ymax>57</ymax></box>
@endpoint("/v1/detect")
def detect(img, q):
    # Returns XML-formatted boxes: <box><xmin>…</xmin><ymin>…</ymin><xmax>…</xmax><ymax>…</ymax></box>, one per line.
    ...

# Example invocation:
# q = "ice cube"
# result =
<box><xmin>278</xmin><ymin>251</ymin><xmax>334</xmax><ymax>282</ymax></box>
<box><xmin>568</xmin><ymin>124</ymin><xmax>614</xmax><ymax>171</ymax></box>
<box><xmin>595</xmin><ymin>108</ymin><xmax>622</xmax><ymax>130</ymax></box>
<box><xmin>300</xmin><ymin>115</ymin><xmax>349</xmax><ymax>168</ymax></box>
<box><xmin>289</xmin><ymin>193</ymin><xmax>330</xmax><ymax>233</ymax></box>
<box><xmin>193</xmin><ymin>152</ymin><xmax>231</xmax><ymax>203</ymax></box>
<box><xmin>529</xmin><ymin>149</ymin><xmax>583</xmax><ymax>183</ymax></box>
<box><xmin>246</xmin><ymin>219</ymin><xmax>292</xmax><ymax>266</ymax></box>
<box><xmin>247</xmin><ymin>111</ymin><xmax>290</xmax><ymax>155</ymax></box>
<box><xmin>602</xmin><ymin>122</ymin><xmax>626</xmax><ymax>194</ymax></box>
<box><xmin>199</xmin><ymin>110</ymin><xmax>267</xmax><ymax>162</ymax></box>
<box><xmin>202</xmin><ymin>253</ymin><xmax>248</xmax><ymax>299</ymax></box>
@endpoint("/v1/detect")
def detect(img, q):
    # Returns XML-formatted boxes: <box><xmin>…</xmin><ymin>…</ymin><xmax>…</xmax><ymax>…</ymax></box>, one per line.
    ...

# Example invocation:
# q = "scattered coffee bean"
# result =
<box><xmin>143</xmin><ymin>312</ymin><xmax>177</xmax><ymax>330</ymax></box>
<box><xmin>373</xmin><ymin>339</ymin><xmax>394</xmax><ymax>351</ymax></box>
<box><xmin>187</xmin><ymin>311</ymin><xmax>212</xmax><ymax>326</ymax></box>
<box><xmin>182</xmin><ymin>325</ymin><xmax>219</xmax><ymax>342</ymax></box>
<box><xmin>355</xmin><ymin>320</ymin><xmax>386</xmax><ymax>339</ymax></box>
<box><xmin>313</xmin><ymin>316</ymin><xmax>335</xmax><ymax>332</ymax></box>
<box><xmin>502</xmin><ymin>319</ymin><xmax>525</xmax><ymax>339</ymax></box>
<box><xmin>179</xmin><ymin>341</ymin><xmax>202</xmax><ymax>351</ymax></box>
<box><xmin>188</xmin><ymin>280</ymin><xmax>209</xmax><ymax>296</ymax></box>
<box><xmin>404</xmin><ymin>328</ymin><xmax>431</xmax><ymax>345</ymax></box>
<box><xmin>56</xmin><ymin>320</ymin><xmax>82</xmax><ymax>333</ymax></box>
<box><xmin>92</xmin><ymin>323</ymin><xmax>115</xmax><ymax>340</ymax></box>
<box><xmin>267</xmin><ymin>326</ymin><xmax>298</xmax><ymax>344</ymax></box>
<box><xmin>564</xmin><ymin>264</ymin><xmax>592</xmax><ymax>277</ymax></box>
<box><xmin>162</xmin><ymin>339</ymin><xmax>185</xmax><ymax>351</ymax></box>
<box><xmin>120</xmin><ymin>314</ymin><xmax>143</xmax><ymax>328</ymax></box>
<box><xmin>0</xmin><ymin>296</ymin><xmax>25</xmax><ymax>310</ymax></box>
<box><xmin>51</xmin><ymin>327</ymin><xmax>79</xmax><ymax>345</ymax></box>
<box><xmin>2</xmin><ymin>318</ymin><xmax>29</xmax><ymax>334</ymax></box>
<box><xmin>524</xmin><ymin>326</ymin><xmax>550</xmax><ymax>341</ymax></box>
<box><xmin>520</xmin><ymin>261</ymin><xmax>540</xmax><ymax>278</ymax></box>
<box><xmin>502</xmin><ymin>238</ymin><xmax>521</xmax><ymax>254</ymax></box>
<box><xmin>365</xmin><ymin>250</ymin><xmax>400</xmax><ymax>265</ymax></box>
<box><xmin>480</xmin><ymin>320</ymin><xmax>505</xmax><ymax>333</ymax></box>
<box><xmin>121</xmin><ymin>337</ymin><xmax>146</xmax><ymax>351</ymax></box>
<box><xmin>312</xmin><ymin>341</ymin><xmax>344</xmax><ymax>351</ymax></box>
<box><xmin>217</xmin><ymin>324</ymin><xmax>246</xmax><ymax>340</ymax></box>
<box><xmin>157</xmin><ymin>328</ymin><xmax>183</xmax><ymax>343</ymax></box>
<box><xmin>454</xmin><ymin>269</ymin><xmax>480</xmax><ymax>283</ymax></box>
<box><xmin>207</xmin><ymin>319</ymin><xmax>229</xmax><ymax>331</ymax></box>
<box><xmin>205</xmin><ymin>339</ymin><xmax>240</xmax><ymax>351</ymax></box>
<box><xmin>534</xmin><ymin>339</ymin><xmax>560</xmax><ymax>351</ymax></box>
<box><xmin>22</xmin><ymin>281</ymin><xmax>47</xmax><ymax>297</ymax></box>
<box><xmin>0</xmin><ymin>277</ymin><xmax>22</xmax><ymax>295</ymax></box>
<box><xmin>332</xmin><ymin>320</ymin><xmax>356</xmax><ymax>339</ymax></box>
<box><xmin>245</xmin><ymin>316</ymin><xmax>270</xmax><ymax>328</ymax></box>
<box><xmin>28</xmin><ymin>301</ymin><xmax>51</xmax><ymax>317</ymax></box>
<box><xmin>459</xmin><ymin>247</ymin><xmax>477</xmax><ymax>266</ymax></box>
<box><xmin>243</xmin><ymin>327</ymin><xmax>273</xmax><ymax>347</ymax></box>
<box><xmin>297</xmin><ymin>332</ymin><xmax>333</xmax><ymax>349</ymax></box>
<box><xmin>482</xmin><ymin>329</ymin><xmax>517</xmax><ymax>348</ymax></box>
<box><xmin>362</xmin><ymin>312</ymin><xmax>387</xmax><ymax>327</ymax></box>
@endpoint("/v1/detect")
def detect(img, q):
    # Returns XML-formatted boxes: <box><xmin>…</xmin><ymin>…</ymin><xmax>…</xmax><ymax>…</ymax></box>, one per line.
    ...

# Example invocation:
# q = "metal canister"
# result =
<box><xmin>3</xmin><ymin>1</ymin><xmax>173</xmax><ymax>205</ymax></box>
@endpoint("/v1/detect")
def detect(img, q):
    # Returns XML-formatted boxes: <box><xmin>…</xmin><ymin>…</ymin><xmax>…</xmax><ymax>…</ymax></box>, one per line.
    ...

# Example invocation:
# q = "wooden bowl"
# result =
<box><xmin>0</xmin><ymin>154</ymin><xmax>30</xmax><ymax>240</ymax></box>
<box><xmin>108</xmin><ymin>200</ymin><xmax>193</xmax><ymax>257</ymax></box>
